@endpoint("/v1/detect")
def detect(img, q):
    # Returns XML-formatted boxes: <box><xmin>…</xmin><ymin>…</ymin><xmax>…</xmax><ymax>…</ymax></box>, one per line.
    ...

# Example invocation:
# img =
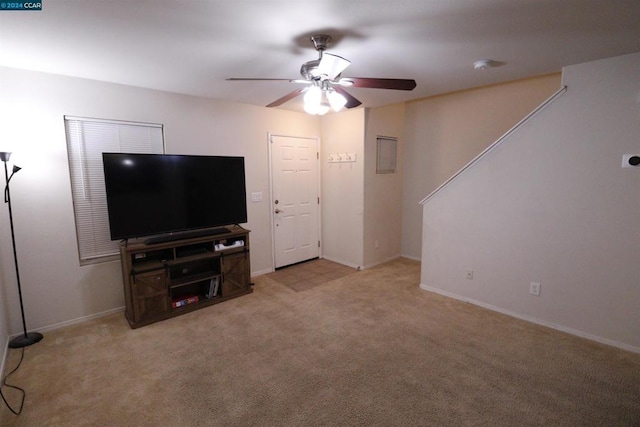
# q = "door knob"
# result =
<box><xmin>275</xmin><ymin>209</ymin><xmax>283</xmax><ymax>214</ymax></box>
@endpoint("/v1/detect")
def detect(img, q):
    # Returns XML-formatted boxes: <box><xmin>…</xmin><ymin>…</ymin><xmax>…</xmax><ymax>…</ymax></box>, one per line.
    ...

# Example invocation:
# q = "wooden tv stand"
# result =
<box><xmin>119</xmin><ymin>225</ymin><xmax>252</xmax><ymax>328</ymax></box>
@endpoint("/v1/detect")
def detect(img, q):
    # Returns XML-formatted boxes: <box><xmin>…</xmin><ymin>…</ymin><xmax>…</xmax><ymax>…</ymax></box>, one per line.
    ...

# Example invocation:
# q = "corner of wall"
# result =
<box><xmin>363</xmin><ymin>103</ymin><xmax>406</xmax><ymax>267</ymax></box>
<box><xmin>320</xmin><ymin>109</ymin><xmax>366</xmax><ymax>268</ymax></box>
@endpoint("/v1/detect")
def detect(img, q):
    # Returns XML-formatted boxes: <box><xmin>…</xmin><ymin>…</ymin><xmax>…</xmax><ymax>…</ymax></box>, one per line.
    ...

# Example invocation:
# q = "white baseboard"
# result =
<box><xmin>361</xmin><ymin>255</ymin><xmax>401</xmax><ymax>270</ymax></box>
<box><xmin>14</xmin><ymin>306</ymin><xmax>125</xmax><ymax>338</ymax></box>
<box><xmin>251</xmin><ymin>267</ymin><xmax>274</xmax><ymax>278</ymax></box>
<box><xmin>1</xmin><ymin>336</ymin><xmax>9</xmax><ymax>381</ymax></box>
<box><xmin>400</xmin><ymin>253</ymin><xmax>421</xmax><ymax>262</ymax></box>
<box><xmin>320</xmin><ymin>256</ymin><xmax>361</xmax><ymax>270</ymax></box>
<box><xmin>420</xmin><ymin>283</ymin><xmax>640</xmax><ymax>354</ymax></box>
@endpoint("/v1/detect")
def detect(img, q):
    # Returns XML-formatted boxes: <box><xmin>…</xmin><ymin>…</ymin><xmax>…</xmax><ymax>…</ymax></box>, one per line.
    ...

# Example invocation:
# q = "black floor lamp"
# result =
<box><xmin>1</xmin><ymin>152</ymin><xmax>43</xmax><ymax>348</ymax></box>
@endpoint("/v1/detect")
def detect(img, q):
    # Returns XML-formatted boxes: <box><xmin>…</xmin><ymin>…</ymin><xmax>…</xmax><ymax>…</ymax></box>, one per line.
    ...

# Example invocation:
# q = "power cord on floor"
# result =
<box><xmin>0</xmin><ymin>347</ymin><xmax>26</xmax><ymax>415</ymax></box>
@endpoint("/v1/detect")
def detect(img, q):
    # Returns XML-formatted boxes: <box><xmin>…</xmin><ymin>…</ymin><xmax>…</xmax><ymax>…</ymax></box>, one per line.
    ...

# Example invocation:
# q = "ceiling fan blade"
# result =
<box><xmin>266</xmin><ymin>88</ymin><xmax>307</xmax><ymax>107</ymax></box>
<box><xmin>227</xmin><ymin>78</ymin><xmax>296</xmax><ymax>82</ymax></box>
<box><xmin>318</xmin><ymin>53</ymin><xmax>351</xmax><ymax>80</ymax></box>
<box><xmin>333</xmin><ymin>86</ymin><xmax>362</xmax><ymax>109</ymax></box>
<box><xmin>338</xmin><ymin>77</ymin><xmax>417</xmax><ymax>91</ymax></box>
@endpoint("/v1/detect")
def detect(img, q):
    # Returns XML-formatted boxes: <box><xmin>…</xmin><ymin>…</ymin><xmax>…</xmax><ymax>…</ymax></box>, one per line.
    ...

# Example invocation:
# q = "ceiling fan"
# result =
<box><xmin>227</xmin><ymin>35</ymin><xmax>417</xmax><ymax>114</ymax></box>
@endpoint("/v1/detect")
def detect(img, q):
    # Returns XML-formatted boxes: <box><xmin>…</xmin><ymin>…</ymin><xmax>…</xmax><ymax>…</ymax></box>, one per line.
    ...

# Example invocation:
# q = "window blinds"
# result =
<box><xmin>64</xmin><ymin>117</ymin><xmax>164</xmax><ymax>263</ymax></box>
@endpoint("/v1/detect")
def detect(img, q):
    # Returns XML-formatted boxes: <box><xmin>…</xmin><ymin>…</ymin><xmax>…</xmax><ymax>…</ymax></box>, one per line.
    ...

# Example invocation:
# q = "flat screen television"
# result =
<box><xmin>102</xmin><ymin>153</ymin><xmax>247</xmax><ymax>243</ymax></box>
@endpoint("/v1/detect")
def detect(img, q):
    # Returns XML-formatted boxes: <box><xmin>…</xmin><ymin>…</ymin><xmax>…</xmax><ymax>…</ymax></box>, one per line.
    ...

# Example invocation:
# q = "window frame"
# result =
<box><xmin>64</xmin><ymin>116</ymin><xmax>165</xmax><ymax>264</ymax></box>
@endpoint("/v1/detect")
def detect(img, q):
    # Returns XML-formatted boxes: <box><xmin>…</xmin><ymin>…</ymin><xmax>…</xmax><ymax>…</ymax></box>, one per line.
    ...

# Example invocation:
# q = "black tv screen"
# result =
<box><xmin>102</xmin><ymin>153</ymin><xmax>247</xmax><ymax>241</ymax></box>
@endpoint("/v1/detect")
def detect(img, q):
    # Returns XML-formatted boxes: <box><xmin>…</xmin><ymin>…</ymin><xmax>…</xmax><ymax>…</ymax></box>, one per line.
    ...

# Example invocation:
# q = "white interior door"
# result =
<box><xmin>270</xmin><ymin>135</ymin><xmax>320</xmax><ymax>269</ymax></box>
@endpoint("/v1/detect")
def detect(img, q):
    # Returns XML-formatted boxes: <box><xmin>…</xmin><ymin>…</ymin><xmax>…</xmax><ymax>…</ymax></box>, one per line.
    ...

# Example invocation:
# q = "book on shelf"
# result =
<box><xmin>206</xmin><ymin>276</ymin><xmax>220</xmax><ymax>299</ymax></box>
<box><xmin>171</xmin><ymin>295</ymin><xmax>199</xmax><ymax>308</ymax></box>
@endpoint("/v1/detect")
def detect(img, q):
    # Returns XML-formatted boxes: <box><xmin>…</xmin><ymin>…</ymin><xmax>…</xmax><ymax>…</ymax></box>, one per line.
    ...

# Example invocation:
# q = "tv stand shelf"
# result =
<box><xmin>119</xmin><ymin>225</ymin><xmax>252</xmax><ymax>328</ymax></box>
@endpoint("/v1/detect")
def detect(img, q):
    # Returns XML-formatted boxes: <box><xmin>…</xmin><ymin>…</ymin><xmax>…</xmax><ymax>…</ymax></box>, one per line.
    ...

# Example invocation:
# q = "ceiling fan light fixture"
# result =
<box><xmin>304</xmin><ymin>103</ymin><xmax>319</xmax><ymax>115</ymax></box>
<box><xmin>303</xmin><ymin>84</ymin><xmax>346</xmax><ymax>115</ymax></box>
<box><xmin>317</xmin><ymin>102</ymin><xmax>331</xmax><ymax>116</ymax></box>
<box><xmin>327</xmin><ymin>89</ymin><xmax>347</xmax><ymax>112</ymax></box>
<box><xmin>303</xmin><ymin>85</ymin><xmax>322</xmax><ymax>104</ymax></box>
<box><xmin>303</xmin><ymin>85</ymin><xmax>323</xmax><ymax>115</ymax></box>
<box><xmin>318</xmin><ymin>53</ymin><xmax>351</xmax><ymax>81</ymax></box>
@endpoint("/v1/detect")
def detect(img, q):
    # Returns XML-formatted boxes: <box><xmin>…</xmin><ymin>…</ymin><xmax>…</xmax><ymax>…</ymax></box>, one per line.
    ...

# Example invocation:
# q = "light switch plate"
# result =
<box><xmin>622</xmin><ymin>154</ymin><xmax>640</xmax><ymax>168</ymax></box>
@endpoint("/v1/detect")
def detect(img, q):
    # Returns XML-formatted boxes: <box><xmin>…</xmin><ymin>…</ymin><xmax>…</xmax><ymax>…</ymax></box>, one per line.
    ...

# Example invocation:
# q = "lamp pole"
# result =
<box><xmin>1</xmin><ymin>152</ymin><xmax>43</xmax><ymax>348</ymax></box>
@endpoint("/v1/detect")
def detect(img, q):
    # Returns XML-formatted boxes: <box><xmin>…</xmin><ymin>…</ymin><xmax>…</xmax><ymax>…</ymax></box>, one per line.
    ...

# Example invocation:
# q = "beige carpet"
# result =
<box><xmin>1</xmin><ymin>257</ymin><xmax>639</xmax><ymax>426</ymax></box>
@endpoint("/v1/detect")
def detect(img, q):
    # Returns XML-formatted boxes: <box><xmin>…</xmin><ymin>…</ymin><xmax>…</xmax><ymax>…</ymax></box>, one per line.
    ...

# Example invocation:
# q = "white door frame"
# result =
<box><xmin>268</xmin><ymin>133</ymin><xmax>322</xmax><ymax>270</ymax></box>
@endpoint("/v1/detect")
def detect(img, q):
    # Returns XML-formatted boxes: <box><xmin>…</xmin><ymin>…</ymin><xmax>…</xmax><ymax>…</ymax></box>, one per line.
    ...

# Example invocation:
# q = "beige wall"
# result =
<box><xmin>2</xmin><ymin>55</ymin><xmax>632</xmax><ymax>357</ymax></box>
<box><xmin>402</xmin><ymin>74</ymin><xmax>562</xmax><ymax>259</ymax></box>
<box><xmin>420</xmin><ymin>53</ymin><xmax>640</xmax><ymax>351</ymax></box>
<box><xmin>363</xmin><ymin>104</ymin><xmax>406</xmax><ymax>268</ymax></box>
<box><xmin>320</xmin><ymin>109</ymin><xmax>365</xmax><ymax>268</ymax></box>
<box><xmin>0</xmin><ymin>68</ymin><xmax>565</xmax><ymax>348</ymax></box>
<box><xmin>0</xmin><ymin>66</ymin><xmax>320</xmax><ymax>340</ymax></box>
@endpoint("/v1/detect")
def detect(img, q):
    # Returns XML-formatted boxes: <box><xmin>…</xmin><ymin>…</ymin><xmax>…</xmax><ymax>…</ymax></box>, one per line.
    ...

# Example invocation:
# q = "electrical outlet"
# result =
<box><xmin>466</xmin><ymin>269</ymin><xmax>474</xmax><ymax>280</ymax></box>
<box><xmin>530</xmin><ymin>282</ymin><xmax>541</xmax><ymax>296</ymax></box>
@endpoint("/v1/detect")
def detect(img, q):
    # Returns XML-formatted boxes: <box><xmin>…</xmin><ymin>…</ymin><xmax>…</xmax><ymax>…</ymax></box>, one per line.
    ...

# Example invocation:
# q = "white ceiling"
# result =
<box><xmin>1</xmin><ymin>0</ymin><xmax>639</xmax><ymax>112</ymax></box>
